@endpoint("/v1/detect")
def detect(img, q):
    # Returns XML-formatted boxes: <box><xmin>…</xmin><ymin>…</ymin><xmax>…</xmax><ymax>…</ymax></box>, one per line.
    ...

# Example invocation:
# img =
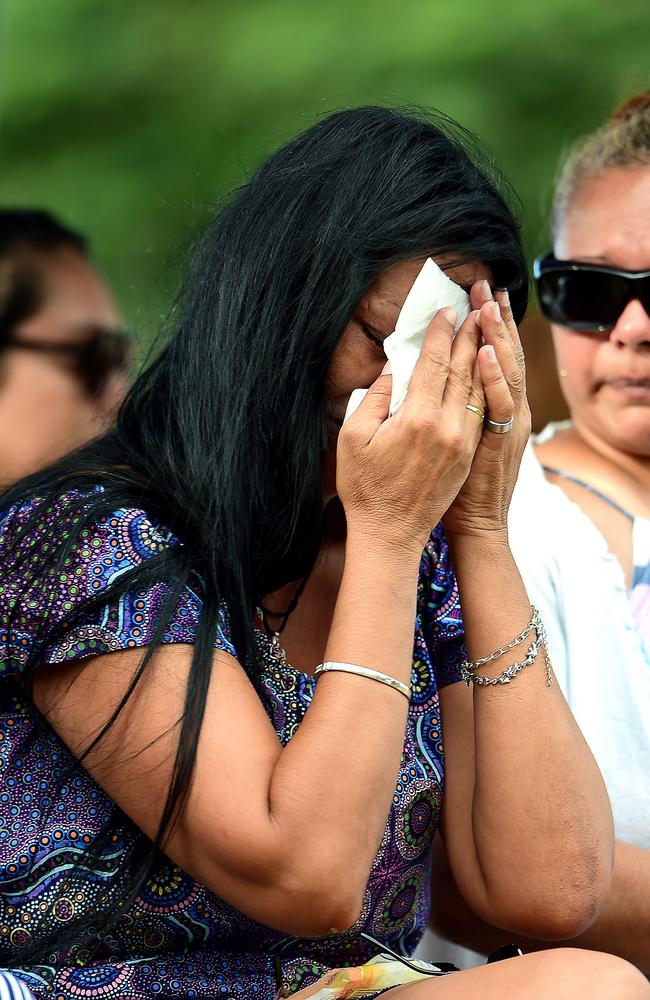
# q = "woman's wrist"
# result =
<box><xmin>444</xmin><ymin>529</ymin><xmax>536</xmax><ymax>670</ymax></box>
<box><xmin>445</xmin><ymin>526</ymin><xmax>510</xmax><ymax>557</ymax></box>
<box><xmin>323</xmin><ymin>533</ymin><xmax>420</xmax><ymax>675</ymax></box>
<box><xmin>343</xmin><ymin>531</ymin><xmax>422</xmax><ymax>594</ymax></box>
<box><xmin>345</xmin><ymin>519</ymin><xmax>429</xmax><ymax>567</ymax></box>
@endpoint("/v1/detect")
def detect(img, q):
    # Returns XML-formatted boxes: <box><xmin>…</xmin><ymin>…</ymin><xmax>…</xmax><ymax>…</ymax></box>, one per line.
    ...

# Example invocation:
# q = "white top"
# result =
<box><xmin>419</xmin><ymin>427</ymin><xmax>650</xmax><ymax>967</ymax></box>
<box><xmin>508</xmin><ymin>429</ymin><xmax>650</xmax><ymax>848</ymax></box>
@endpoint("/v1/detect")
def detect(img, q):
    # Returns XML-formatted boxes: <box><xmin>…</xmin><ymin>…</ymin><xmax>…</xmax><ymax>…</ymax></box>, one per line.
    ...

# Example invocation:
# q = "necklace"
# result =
<box><xmin>256</xmin><ymin>577</ymin><xmax>308</xmax><ymax>669</ymax></box>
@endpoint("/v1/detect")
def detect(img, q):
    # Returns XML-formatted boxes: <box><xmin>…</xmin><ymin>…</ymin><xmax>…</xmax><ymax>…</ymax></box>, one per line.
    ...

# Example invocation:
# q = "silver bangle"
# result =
<box><xmin>315</xmin><ymin>661</ymin><xmax>412</xmax><ymax>701</ymax></box>
<box><xmin>460</xmin><ymin>608</ymin><xmax>553</xmax><ymax>687</ymax></box>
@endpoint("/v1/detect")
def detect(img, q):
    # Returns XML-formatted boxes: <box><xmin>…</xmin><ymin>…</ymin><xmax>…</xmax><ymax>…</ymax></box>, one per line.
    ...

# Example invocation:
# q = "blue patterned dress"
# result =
<box><xmin>0</xmin><ymin>493</ymin><xmax>464</xmax><ymax>999</ymax></box>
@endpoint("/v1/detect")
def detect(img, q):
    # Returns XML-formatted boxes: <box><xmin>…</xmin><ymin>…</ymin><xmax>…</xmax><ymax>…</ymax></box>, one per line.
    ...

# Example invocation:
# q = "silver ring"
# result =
<box><xmin>485</xmin><ymin>416</ymin><xmax>514</xmax><ymax>434</ymax></box>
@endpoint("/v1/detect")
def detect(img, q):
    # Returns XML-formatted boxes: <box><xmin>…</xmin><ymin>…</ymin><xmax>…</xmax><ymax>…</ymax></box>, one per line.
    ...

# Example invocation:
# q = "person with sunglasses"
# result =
<box><xmin>427</xmin><ymin>91</ymin><xmax>650</xmax><ymax>975</ymax></box>
<box><xmin>0</xmin><ymin>209</ymin><xmax>131</xmax><ymax>488</ymax></box>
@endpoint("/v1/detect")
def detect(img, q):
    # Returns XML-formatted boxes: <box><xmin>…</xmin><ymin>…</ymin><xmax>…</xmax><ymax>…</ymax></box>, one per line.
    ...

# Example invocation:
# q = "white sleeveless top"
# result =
<box><xmin>508</xmin><ymin>430</ymin><xmax>650</xmax><ymax>845</ymax></box>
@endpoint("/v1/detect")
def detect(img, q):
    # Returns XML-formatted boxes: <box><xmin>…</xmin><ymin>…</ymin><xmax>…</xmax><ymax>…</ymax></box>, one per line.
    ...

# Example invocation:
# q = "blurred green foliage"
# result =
<box><xmin>1</xmin><ymin>0</ymin><xmax>648</xmax><ymax>336</ymax></box>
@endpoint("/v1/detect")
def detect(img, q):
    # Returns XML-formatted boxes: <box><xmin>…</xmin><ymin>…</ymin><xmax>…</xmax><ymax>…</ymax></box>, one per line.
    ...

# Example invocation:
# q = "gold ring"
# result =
<box><xmin>466</xmin><ymin>404</ymin><xmax>485</xmax><ymax>420</ymax></box>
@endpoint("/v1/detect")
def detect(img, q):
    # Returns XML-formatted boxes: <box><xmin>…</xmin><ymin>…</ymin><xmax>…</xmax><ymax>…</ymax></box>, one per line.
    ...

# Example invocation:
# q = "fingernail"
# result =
<box><xmin>481</xmin><ymin>344</ymin><xmax>497</xmax><ymax>364</ymax></box>
<box><xmin>480</xmin><ymin>279</ymin><xmax>493</xmax><ymax>298</ymax></box>
<box><xmin>486</xmin><ymin>300</ymin><xmax>500</xmax><ymax>320</ymax></box>
<box><xmin>496</xmin><ymin>287</ymin><xmax>510</xmax><ymax>306</ymax></box>
<box><xmin>382</xmin><ymin>359</ymin><xmax>392</xmax><ymax>374</ymax></box>
<box><xmin>441</xmin><ymin>307</ymin><xmax>457</xmax><ymax>324</ymax></box>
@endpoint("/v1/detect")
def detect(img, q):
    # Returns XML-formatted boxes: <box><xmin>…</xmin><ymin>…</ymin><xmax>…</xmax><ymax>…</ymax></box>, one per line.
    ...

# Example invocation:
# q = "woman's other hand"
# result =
<box><xmin>443</xmin><ymin>284</ymin><xmax>531</xmax><ymax>540</ymax></box>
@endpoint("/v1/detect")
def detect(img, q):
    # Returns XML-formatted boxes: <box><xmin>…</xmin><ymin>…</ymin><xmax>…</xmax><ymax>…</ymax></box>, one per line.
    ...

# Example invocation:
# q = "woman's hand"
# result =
<box><xmin>336</xmin><ymin>305</ymin><xmax>486</xmax><ymax>554</ymax></box>
<box><xmin>443</xmin><ymin>285</ymin><xmax>531</xmax><ymax>540</ymax></box>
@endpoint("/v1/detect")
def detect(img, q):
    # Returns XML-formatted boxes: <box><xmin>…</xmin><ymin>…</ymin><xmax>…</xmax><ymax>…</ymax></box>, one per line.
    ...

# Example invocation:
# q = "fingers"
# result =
<box><xmin>467</xmin><ymin>354</ymin><xmax>486</xmax><ymax>413</ymax></box>
<box><xmin>345</xmin><ymin>362</ymin><xmax>392</xmax><ymax>441</ymax></box>
<box><xmin>478</xmin><ymin>344</ymin><xmax>514</xmax><ymax>424</ymax></box>
<box><xmin>470</xmin><ymin>280</ymin><xmax>525</xmax><ymax>369</ymax></box>
<box><xmin>442</xmin><ymin>308</ymin><xmax>481</xmax><ymax>407</ymax></box>
<box><xmin>469</xmin><ymin>278</ymin><xmax>493</xmax><ymax>312</ymax></box>
<box><xmin>477</xmin><ymin>297</ymin><xmax>526</xmax><ymax>403</ymax></box>
<box><xmin>494</xmin><ymin>287</ymin><xmax>519</xmax><ymax>341</ymax></box>
<box><xmin>401</xmin><ymin>306</ymin><xmax>456</xmax><ymax>412</ymax></box>
<box><xmin>463</xmin><ymin>356</ymin><xmax>487</xmax><ymax>448</ymax></box>
<box><xmin>492</xmin><ymin>287</ymin><xmax>526</xmax><ymax>372</ymax></box>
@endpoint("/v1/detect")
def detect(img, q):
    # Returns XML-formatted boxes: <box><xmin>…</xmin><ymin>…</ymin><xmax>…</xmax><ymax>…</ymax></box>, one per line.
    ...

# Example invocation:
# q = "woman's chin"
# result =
<box><xmin>599</xmin><ymin>410</ymin><xmax>650</xmax><ymax>458</ymax></box>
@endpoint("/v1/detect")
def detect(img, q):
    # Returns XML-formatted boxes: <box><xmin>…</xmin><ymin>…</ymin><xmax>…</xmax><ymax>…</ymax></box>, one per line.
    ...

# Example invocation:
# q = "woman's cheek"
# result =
<box><xmin>552</xmin><ymin>328</ymin><xmax>598</xmax><ymax>401</ymax></box>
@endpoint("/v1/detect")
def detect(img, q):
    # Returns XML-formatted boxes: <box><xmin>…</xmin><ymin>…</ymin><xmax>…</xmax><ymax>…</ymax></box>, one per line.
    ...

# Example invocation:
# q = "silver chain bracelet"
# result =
<box><xmin>460</xmin><ymin>607</ymin><xmax>553</xmax><ymax>687</ymax></box>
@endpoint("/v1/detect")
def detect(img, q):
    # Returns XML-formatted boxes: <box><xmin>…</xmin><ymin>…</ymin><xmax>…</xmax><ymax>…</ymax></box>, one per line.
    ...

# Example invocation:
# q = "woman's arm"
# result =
<box><xmin>34</xmin><ymin>538</ymin><xmax>421</xmax><ymax>938</ymax></box>
<box><xmin>429</xmin><ymin>835</ymin><xmax>650</xmax><ymax>974</ymax></box>
<box><xmin>439</xmin><ymin>535</ymin><xmax>613</xmax><ymax>939</ymax></box>
<box><xmin>436</xmin><ymin>286</ymin><xmax>613</xmax><ymax>940</ymax></box>
<box><xmin>33</xmin><ymin>306</ymin><xmax>485</xmax><ymax>939</ymax></box>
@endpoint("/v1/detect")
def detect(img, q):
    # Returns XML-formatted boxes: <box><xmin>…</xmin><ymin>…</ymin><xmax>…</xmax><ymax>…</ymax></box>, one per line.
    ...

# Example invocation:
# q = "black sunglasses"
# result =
<box><xmin>534</xmin><ymin>254</ymin><xmax>650</xmax><ymax>333</ymax></box>
<box><xmin>0</xmin><ymin>328</ymin><xmax>132</xmax><ymax>396</ymax></box>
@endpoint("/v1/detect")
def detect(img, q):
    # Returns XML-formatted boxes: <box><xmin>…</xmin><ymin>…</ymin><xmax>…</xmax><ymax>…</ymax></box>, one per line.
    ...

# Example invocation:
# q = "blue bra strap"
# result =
<box><xmin>542</xmin><ymin>466</ymin><xmax>634</xmax><ymax>521</ymax></box>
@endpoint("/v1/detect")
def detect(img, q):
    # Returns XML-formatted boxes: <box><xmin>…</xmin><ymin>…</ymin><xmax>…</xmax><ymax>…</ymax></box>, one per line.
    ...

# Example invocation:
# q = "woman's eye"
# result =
<box><xmin>361</xmin><ymin>324</ymin><xmax>384</xmax><ymax>350</ymax></box>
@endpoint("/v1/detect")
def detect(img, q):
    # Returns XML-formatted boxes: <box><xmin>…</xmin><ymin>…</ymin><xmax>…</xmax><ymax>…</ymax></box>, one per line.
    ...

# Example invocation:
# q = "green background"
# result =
<box><xmin>2</xmin><ymin>0</ymin><xmax>649</xmax><ymax>338</ymax></box>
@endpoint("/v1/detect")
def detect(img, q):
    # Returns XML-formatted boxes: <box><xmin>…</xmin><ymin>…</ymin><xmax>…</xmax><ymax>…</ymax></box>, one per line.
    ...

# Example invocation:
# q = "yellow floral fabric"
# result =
<box><xmin>281</xmin><ymin>953</ymin><xmax>448</xmax><ymax>998</ymax></box>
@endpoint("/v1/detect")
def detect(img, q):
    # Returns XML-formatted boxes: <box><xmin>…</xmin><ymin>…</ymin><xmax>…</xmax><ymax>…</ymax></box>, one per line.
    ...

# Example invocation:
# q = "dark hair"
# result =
<box><xmin>0</xmin><ymin>208</ymin><xmax>88</xmax><ymax>338</ymax></box>
<box><xmin>0</xmin><ymin>106</ymin><xmax>528</xmax><ymax>954</ymax></box>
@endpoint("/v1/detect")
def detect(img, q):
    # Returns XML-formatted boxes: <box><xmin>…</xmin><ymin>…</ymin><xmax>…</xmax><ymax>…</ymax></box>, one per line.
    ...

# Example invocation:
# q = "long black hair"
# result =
<box><xmin>0</xmin><ymin>105</ymin><xmax>528</xmax><ymax>951</ymax></box>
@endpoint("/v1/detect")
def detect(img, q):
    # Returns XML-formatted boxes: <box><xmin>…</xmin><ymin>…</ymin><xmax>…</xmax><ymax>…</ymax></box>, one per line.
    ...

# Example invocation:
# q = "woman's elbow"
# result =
<box><xmin>271</xmin><ymin>880</ymin><xmax>366</xmax><ymax>937</ymax></box>
<box><xmin>488</xmin><ymin>827</ymin><xmax>614</xmax><ymax>940</ymax></box>
<box><xmin>540</xmin><ymin>844</ymin><xmax>614</xmax><ymax>939</ymax></box>
<box><xmin>195</xmin><ymin>830</ymin><xmax>367</xmax><ymax>938</ymax></box>
<box><xmin>306</xmin><ymin>890</ymin><xmax>366</xmax><ymax>937</ymax></box>
<box><xmin>491</xmin><ymin>871</ymin><xmax>611</xmax><ymax>941</ymax></box>
<box><xmin>255</xmin><ymin>853</ymin><xmax>368</xmax><ymax>937</ymax></box>
<box><xmin>289</xmin><ymin>856</ymin><xmax>368</xmax><ymax>935</ymax></box>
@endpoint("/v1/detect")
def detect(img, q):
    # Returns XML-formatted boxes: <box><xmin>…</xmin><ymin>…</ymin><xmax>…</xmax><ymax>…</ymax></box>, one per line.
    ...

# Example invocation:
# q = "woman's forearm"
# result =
<box><xmin>267</xmin><ymin>534</ymin><xmax>422</xmax><ymax>925</ymax></box>
<box><xmin>32</xmin><ymin>533</ymin><xmax>434</xmax><ymax>938</ymax></box>
<box><xmin>442</xmin><ymin>532</ymin><xmax>614</xmax><ymax>937</ymax></box>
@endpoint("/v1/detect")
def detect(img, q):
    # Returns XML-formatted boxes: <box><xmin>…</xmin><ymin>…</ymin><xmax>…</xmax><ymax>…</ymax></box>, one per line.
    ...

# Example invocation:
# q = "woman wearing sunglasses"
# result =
<box><xmin>0</xmin><ymin>210</ymin><xmax>131</xmax><ymax>488</ymax></box>
<box><xmin>0</xmin><ymin>108</ymin><xmax>645</xmax><ymax>1000</ymax></box>
<box><xmin>428</xmin><ymin>92</ymin><xmax>650</xmax><ymax>975</ymax></box>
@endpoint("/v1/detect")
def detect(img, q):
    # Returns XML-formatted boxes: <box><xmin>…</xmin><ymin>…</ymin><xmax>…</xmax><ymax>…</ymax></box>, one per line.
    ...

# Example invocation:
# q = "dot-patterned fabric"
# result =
<box><xmin>0</xmin><ymin>493</ymin><xmax>464</xmax><ymax>999</ymax></box>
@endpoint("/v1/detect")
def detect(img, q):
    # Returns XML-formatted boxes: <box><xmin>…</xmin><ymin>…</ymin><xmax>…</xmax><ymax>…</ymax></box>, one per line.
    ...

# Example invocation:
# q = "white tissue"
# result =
<box><xmin>344</xmin><ymin>258</ymin><xmax>471</xmax><ymax>421</ymax></box>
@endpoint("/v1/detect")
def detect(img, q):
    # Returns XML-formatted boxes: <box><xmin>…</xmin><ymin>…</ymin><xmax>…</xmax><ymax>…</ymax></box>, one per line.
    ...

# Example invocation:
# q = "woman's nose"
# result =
<box><xmin>610</xmin><ymin>299</ymin><xmax>650</xmax><ymax>348</ymax></box>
